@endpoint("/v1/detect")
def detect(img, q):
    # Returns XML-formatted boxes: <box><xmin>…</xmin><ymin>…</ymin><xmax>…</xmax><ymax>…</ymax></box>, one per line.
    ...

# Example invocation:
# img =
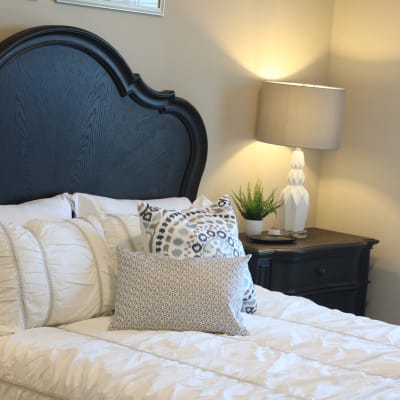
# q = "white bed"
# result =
<box><xmin>0</xmin><ymin>25</ymin><xmax>399</xmax><ymax>400</ymax></box>
<box><xmin>1</xmin><ymin>286</ymin><xmax>400</xmax><ymax>399</ymax></box>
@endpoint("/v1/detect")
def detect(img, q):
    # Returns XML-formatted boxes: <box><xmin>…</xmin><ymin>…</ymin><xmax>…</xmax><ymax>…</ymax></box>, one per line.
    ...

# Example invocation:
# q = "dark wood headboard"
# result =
<box><xmin>0</xmin><ymin>25</ymin><xmax>207</xmax><ymax>204</ymax></box>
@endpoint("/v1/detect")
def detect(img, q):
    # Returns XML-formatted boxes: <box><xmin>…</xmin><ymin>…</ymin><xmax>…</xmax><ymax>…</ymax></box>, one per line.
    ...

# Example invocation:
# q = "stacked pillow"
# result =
<box><xmin>109</xmin><ymin>195</ymin><xmax>256</xmax><ymax>335</ymax></box>
<box><xmin>0</xmin><ymin>192</ymin><xmax>256</xmax><ymax>337</ymax></box>
<box><xmin>77</xmin><ymin>193</ymin><xmax>256</xmax><ymax>334</ymax></box>
<box><xmin>137</xmin><ymin>195</ymin><xmax>257</xmax><ymax>315</ymax></box>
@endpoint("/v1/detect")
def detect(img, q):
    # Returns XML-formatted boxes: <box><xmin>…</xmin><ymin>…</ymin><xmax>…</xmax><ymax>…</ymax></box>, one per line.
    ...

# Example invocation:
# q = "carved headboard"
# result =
<box><xmin>0</xmin><ymin>25</ymin><xmax>207</xmax><ymax>204</ymax></box>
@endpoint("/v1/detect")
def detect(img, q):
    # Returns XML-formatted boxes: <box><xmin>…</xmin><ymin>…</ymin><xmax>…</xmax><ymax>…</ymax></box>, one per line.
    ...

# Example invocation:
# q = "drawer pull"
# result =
<box><xmin>316</xmin><ymin>266</ymin><xmax>327</xmax><ymax>278</ymax></box>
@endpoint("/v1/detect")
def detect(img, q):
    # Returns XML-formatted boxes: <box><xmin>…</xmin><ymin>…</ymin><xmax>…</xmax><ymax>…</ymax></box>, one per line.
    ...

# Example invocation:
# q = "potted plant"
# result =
<box><xmin>232</xmin><ymin>179</ymin><xmax>283</xmax><ymax>236</ymax></box>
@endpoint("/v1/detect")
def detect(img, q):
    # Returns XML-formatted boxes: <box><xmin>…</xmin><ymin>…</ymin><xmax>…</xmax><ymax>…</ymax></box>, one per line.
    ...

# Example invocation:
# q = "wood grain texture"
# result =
<box><xmin>0</xmin><ymin>26</ymin><xmax>207</xmax><ymax>204</ymax></box>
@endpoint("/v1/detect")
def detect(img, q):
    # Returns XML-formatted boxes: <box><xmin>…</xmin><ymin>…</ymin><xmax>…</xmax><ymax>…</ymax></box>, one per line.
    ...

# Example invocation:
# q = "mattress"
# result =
<box><xmin>0</xmin><ymin>286</ymin><xmax>399</xmax><ymax>399</ymax></box>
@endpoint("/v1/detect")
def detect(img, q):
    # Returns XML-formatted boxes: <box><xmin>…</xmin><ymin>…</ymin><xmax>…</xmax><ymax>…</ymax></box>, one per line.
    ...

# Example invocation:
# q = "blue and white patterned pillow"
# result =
<box><xmin>138</xmin><ymin>195</ymin><xmax>257</xmax><ymax>314</ymax></box>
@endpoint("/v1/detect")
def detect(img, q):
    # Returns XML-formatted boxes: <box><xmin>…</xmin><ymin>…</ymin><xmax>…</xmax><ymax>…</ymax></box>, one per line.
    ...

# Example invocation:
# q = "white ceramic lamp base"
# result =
<box><xmin>279</xmin><ymin>148</ymin><xmax>310</xmax><ymax>234</ymax></box>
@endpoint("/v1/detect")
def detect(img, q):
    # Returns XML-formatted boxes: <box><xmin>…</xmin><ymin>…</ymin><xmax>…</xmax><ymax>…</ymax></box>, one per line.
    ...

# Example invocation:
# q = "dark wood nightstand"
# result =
<box><xmin>241</xmin><ymin>228</ymin><xmax>379</xmax><ymax>315</ymax></box>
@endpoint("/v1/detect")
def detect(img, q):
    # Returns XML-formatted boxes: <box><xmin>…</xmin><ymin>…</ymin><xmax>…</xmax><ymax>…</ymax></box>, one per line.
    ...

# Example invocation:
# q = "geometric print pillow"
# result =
<box><xmin>137</xmin><ymin>195</ymin><xmax>257</xmax><ymax>314</ymax></box>
<box><xmin>110</xmin><ymin>248</ymin><xmax>250</xmax><ymax>336</ymax></box>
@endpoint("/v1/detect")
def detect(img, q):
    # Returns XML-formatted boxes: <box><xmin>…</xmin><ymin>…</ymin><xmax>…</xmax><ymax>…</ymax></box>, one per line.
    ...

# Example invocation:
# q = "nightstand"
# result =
<box><xmin>241</xmin><ymin>228</ymin><xmax>379</xmax><ymax>315</ymax></box>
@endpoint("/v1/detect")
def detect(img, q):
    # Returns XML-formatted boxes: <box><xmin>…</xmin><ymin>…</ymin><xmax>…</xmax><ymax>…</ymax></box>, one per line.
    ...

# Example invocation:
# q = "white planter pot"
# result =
<box><xmin>245</xmin><ymin>219</ymin><xmax>263</xmax><ymax>237</ymax></box>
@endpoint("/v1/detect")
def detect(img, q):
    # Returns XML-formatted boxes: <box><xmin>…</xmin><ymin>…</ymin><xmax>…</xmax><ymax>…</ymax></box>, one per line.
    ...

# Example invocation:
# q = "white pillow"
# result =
<box><xmin>72</xmin><ymin>193</ymin><xmax>191</xmax><ymax>217</ymax></box>
<box><xmin>0</xmin><ymin>218</ymin><xmax>115</xmax><ymax>336</ymax></box>
<box><xmin>191</xmin><ymin>194</ymin><xmax>213</xmax><ymax>209</ymax></box>
<box><xmin>0</xmin><ymin>193</ymin><xmax>72</xmax><ymax>224</ymax></box>
<box><xmin>89</xmin><ymin>213</ymin><xmax>144</xmax><ymax>253</ymax></box>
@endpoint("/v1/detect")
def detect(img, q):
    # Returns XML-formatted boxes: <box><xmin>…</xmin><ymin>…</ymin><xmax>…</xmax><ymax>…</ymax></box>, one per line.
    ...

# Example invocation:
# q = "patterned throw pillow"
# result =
<box><xmin>138</xmin><ymin>195</ymin><xmax>257</xmax><ymax>314</ymax></box>
<box><xmin>110</xmin><ymin>248</ymin><xmax>250</xmax><ymax>335</ymax></box>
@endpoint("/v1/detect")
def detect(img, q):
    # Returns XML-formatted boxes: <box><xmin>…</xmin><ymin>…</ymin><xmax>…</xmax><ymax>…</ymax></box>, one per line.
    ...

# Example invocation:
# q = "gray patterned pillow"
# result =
<box><xmin>137</xmin><ymin>195</ymin><xmax>257</xmax><ymax>314</ymax></box>
<box><xmin>110</xmin><ymin>248</ymin><xmax>250</xmax><ymax>336</ymax></box>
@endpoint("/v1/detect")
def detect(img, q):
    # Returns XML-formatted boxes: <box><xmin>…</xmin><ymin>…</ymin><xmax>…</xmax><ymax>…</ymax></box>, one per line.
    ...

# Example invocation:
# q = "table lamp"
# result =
<box><xmin>256</xmin><ymin>81</ymin><xmax>345</xmax><ymax>236</ymax></box>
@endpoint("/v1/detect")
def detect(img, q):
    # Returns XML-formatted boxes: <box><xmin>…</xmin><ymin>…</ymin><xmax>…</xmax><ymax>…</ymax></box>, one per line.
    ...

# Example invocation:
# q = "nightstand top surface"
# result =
<box><xmin>240</xmin><ymin>227</ymin><xmax>379</xmax><ymax>255</ymax></box>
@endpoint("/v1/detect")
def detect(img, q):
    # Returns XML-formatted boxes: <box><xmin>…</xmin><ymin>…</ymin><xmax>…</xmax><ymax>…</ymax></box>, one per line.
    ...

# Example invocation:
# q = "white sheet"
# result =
<box><xmin>0</xmin><ymin>286</ymin><xmax>399</xmax><ymax>399</ymax></box>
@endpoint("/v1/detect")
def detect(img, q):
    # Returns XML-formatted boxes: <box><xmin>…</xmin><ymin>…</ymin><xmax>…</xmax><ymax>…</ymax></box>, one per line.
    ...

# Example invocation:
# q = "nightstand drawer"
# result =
<box><xmin>270</xmin><ymin>249</ymin><xmax>362</xmax><ymax>294</ymax></box>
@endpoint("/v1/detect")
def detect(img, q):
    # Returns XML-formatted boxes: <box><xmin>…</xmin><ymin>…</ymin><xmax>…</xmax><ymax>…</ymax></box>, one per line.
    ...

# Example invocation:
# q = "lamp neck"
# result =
<box><xmin>288</xmin><ymin>148</ymin><xmax>305</xmax><ymax>185</ymax></box>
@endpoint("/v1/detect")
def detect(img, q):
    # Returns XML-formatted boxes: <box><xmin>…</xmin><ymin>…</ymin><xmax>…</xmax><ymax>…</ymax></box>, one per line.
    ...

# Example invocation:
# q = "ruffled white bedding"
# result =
<box><xmin>1</xmin><ymin>286</ymin><xmax>399</xmax><ymax>399</ymax></box>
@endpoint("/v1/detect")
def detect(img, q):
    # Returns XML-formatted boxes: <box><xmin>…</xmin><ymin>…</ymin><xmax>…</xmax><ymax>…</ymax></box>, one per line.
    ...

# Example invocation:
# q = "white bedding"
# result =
<box><xmin>1</xmin><ymin>286</ymin><xmax>399</xmax><ymax>400</ymax></box>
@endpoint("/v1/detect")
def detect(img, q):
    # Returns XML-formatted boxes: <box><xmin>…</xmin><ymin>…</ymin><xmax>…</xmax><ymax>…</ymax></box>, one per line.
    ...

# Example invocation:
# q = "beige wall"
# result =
<box><xmin>318</xmin><ymin>0</ymin><xmax>400</xmax><ymax>323</ymax></box>
<box><xmin>0</xmin><ymin>0</ymin><xmax>334</xmax><ymax>231</ymax></box>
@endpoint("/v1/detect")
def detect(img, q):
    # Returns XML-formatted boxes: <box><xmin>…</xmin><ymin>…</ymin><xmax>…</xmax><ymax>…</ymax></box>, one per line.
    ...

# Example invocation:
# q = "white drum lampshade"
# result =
<box><xmin>256</xmin><ymin>81</ymin><xmax>345</xmax><ymax>234</ymax></box>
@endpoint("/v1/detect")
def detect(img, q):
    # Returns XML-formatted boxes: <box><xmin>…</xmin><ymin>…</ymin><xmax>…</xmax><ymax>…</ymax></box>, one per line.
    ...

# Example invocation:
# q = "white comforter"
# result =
<box><xmin>1</xmin><ymin>286</ymin><xmax>399</xmax><ymax>400</ymax></box>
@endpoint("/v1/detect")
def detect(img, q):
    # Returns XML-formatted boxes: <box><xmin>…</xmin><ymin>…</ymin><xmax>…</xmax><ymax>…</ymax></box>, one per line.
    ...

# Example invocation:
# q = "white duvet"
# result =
<box><xmin>1</xmin><ymin>286</ymin><xmax>399</xmax><ymax>400</ymax></box>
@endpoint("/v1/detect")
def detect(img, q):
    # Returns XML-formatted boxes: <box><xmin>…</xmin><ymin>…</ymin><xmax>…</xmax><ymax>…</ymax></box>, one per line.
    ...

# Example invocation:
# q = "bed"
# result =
<box><xmin>0</xmin><ymin>25</ymin><xmax>399</xmax><ymax>400</ymax></box>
